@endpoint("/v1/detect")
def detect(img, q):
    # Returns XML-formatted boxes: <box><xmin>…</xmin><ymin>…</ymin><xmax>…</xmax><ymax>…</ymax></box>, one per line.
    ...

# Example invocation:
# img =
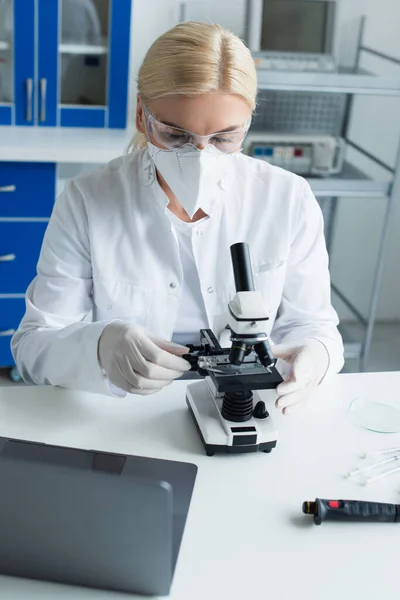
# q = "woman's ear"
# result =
<box><xmin>136</xmin><ymin>94</ymin><xmax>145</xmax><ymax>134</ymax></box>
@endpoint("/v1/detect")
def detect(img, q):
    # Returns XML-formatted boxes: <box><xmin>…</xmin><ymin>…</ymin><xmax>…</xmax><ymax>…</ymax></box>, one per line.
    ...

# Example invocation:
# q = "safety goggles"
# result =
<box><xmin>142</xmin><ymin>104</ymin><xmax>251</xmax><ymax>153</ymax></box>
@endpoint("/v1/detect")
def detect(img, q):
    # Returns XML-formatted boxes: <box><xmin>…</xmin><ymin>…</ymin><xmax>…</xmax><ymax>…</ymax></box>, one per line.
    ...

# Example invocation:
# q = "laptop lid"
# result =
<box><xmin>0</xmin><ymin>437</ymin><xmax>197</xmax><ymax>596</ymax></box>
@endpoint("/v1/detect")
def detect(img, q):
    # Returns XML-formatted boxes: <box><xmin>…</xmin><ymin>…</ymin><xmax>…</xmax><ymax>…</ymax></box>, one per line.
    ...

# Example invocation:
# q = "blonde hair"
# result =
<box><xmin>131</xmin><ymin>21</ymin><xmax>257</xmax><ymax>151</ymax></box>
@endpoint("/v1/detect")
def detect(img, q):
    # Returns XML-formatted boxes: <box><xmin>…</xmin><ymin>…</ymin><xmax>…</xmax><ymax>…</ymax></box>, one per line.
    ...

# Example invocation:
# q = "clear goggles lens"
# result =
<box><xmin>143</xmin><ymin>104</ymin><xmax>250</xmax><ymax>153</ymax></box>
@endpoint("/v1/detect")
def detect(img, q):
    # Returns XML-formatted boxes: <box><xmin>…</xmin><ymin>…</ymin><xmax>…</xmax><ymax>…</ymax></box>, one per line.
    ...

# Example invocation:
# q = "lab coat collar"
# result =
<box><xmin>140</xmin><ymin>148</ymin><xmax>229</xmax><ymax>219</ymax></box>
<box><xmin>141</xmin><ymin>149</ymin><xmax>156</xmax><ymax>187</ymax></box>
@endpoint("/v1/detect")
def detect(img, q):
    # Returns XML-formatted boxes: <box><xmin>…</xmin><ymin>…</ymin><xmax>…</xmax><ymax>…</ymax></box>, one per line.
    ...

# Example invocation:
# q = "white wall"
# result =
<box><xmin>128</xmin><ymin>0</ymin><xmax>177</xmax><ymax>123</ymax></box>
<box><xmin>127</xmin><ymin>0</ymin><xmax>365</xmax><ymax>116</ymax></box>
<box><xmin>127</xmin><ymin>0</ymin><xmax>400</xmax><ymax>321</ymax></box>
<box><xmin>330</xmin><ymin>0</ymin><xmax>400</xmax><ymax>321</ymax></box>
<box><xmin>127</xmin><ymin>0</ymin><xmax>247</xmax><ymax>123</ymax></box>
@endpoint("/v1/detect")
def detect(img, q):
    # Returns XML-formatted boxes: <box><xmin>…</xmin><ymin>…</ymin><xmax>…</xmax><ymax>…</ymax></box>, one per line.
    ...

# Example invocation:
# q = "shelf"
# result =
<box><xmin>257</xmin><ymin>68</ymin><xmax>400</xmax><ymax>96</ymax></box>
<box><xmin>0</xmin><ymin>126</ymin><xmax>134</xmax><ymax>163</ymax></box>
<box><xmin>307</xmin><ymin>162</ymin><xmax>391</xmax><ymax>198</ymax></box>
<box><xmin>59</xmin><ymin>42</ymin><xmax>108</xmax><ymax>56</ymax></box>
<box><xmin>0</xmin><ymin>41</ymin><xmax>10</xmax><ymax>51</ymax></box>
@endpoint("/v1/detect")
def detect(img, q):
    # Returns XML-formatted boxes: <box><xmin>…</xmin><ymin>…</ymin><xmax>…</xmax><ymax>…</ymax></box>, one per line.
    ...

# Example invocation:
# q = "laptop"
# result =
<box><xmin>0</xmin><ymin>436</ymin><xmax>197</xmax><ymax>596</ymax></box>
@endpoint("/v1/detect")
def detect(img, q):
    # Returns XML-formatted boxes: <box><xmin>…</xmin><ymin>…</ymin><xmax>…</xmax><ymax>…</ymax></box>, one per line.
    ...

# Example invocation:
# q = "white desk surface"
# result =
<box><xmin>1</xmin><ymin>372</ymin><xmax>400</xmax><ymax>600</ymax></box>
<box><xmin>0</xmin><ymin>127</ymin><xmax>134</xmax><ymax>164</ymax></box>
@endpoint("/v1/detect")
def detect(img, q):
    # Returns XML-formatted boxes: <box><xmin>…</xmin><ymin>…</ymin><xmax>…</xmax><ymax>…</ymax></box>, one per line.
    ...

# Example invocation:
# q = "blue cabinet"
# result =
<box><xmin>0</xmin><ymin>222</ymin><xmax>49</xmax><ymax>293</ymax></box>
<box><xmin>0</xmin><ymin>298</ymin><xmax>26</xmax><ymax>366</ymax></box>
<box><xmin>0</xmin><ymin>0</ymin><xmax>35</xmax><ymax>126</ymax></box>
<box><xmin>0</xmin><ymin>159</ymin><xmax>56</xmax><ymax>368</ymax></box>
<box><xmin>0</xmin><ymin>0</ymin><xmax>132</xmax><ymax>129</ymax></box>
<box><xmin>0</xmin><ymin>162</ymin><xmax>56</xmax><ymax>217</ymax></box>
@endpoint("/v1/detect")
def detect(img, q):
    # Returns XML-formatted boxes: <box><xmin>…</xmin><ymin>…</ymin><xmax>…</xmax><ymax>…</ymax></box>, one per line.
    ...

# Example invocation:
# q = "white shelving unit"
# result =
<box><xmin>0</xmin><ymin>126</ymin><xmax>134</xmax><ymax>163</ymax></box>
<box><xmin>59</xmin><ymin>43</ymin><xmax>108</xmax><ymax>56</ymax></box>
<box><xmin>257</xmin><ymin>68</ymin><xmax>400</xmax><ymax>96</ymax></box>
<box><xmin>59</xmin><ymin>34</ymin><xmax>109</xmax><ymax>56</ymax></box>
<box><xmin>256</xmin><ymin>19</ymin><xmax>400</xmax><ymax>370</ymax></box>
<box><xmin>307</xmin><ymin>163</ymin><xmax>391</xmax><ymax>199</ymax></box>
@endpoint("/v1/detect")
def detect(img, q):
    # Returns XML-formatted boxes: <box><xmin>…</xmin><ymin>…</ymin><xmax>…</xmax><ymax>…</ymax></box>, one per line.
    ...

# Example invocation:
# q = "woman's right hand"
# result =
<box><xmin>98</xmin><ymin>322</ymin><xmax>191</xmax><ymax>395</ymax></box>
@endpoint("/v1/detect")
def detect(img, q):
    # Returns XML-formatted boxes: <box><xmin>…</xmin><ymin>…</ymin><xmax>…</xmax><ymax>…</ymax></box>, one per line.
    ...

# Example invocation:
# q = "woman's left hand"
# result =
<box><xmin>272</xmin><ymin>339</ymin><xmax>330</xmax><ymax>414</ymax></box>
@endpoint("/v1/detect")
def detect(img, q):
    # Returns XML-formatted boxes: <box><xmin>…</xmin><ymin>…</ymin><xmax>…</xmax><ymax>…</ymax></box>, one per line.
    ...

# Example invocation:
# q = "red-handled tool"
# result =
<box><xmin>302</xmin><ymin>498</ymin><xmax>400</xmax><ymax>525</ymax></box>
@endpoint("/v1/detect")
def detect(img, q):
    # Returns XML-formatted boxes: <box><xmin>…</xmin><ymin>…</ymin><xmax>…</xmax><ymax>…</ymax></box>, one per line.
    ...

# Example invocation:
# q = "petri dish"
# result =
<box><xmin>349</xmin><ymin>397</ymin><xmax>400</xmax><ymax>433</ymax></box>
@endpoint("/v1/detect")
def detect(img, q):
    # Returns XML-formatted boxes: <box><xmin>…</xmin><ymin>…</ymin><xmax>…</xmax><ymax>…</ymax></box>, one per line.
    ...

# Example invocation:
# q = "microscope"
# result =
<box><xmin>184</xmin><ymin>242</ymin><xmax>283</xmax><ymax>456</ymax></box>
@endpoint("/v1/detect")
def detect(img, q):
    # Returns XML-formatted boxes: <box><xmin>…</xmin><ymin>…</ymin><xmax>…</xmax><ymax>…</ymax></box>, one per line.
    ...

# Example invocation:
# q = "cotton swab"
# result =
<box><xmin>364</xmin><ymin>465</ymin><xmax>400</xmax><ymax>485</ymax></box>
<box><xmin>361</xmin><ymin>447</ymin><xmax>400</xmax><ymax>460</ymax></box>
<box><xmin>346</xmin><ymin>455</ymin><xmax>399</xmax><ymax>479</ymax></box>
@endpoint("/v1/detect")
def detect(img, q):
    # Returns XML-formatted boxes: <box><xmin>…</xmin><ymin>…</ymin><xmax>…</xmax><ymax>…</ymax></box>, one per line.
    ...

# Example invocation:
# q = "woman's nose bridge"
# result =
<box><xmin>195</xmin><ymin>134</ymin><xmax>209</xmax><ymax>150</ymax></box>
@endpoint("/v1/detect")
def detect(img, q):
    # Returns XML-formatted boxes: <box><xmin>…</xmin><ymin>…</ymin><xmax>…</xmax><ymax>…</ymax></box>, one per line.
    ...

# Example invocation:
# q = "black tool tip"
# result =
<box><xmin>302</xmin><ymin>501</ymin><xmax>316</xmax><ymax>515</ymax></box>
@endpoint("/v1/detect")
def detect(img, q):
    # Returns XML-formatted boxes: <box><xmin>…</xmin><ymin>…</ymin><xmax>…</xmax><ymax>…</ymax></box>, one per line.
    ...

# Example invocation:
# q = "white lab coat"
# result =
<box><xmin>12</xmin><ymin>149</ymin><xmax>344</xmax><ymax>395</ymax></box>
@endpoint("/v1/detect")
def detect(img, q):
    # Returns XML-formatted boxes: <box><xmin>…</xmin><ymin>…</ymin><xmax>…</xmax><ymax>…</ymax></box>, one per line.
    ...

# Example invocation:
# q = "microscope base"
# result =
<box><xmin>186</xmin><ymin>380</ymin><xmax>278</xmax><ymax>456</ymax></box>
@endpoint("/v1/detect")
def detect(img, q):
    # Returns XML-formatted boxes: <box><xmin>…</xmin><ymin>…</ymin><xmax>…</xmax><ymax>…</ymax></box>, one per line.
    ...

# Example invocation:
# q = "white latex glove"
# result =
<box><xmin>98</xmin><ymin>322</ymin><xmax>190</xmax><ymax>395</ymax></box>
<box><xmin>272</xmin><ymin>339</ymin><xmax>330</xmax><ymax>414</ymax></box>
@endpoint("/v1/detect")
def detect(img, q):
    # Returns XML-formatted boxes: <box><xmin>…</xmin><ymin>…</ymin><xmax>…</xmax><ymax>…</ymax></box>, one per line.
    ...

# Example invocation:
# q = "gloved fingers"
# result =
<box><xmin>275</xmin><ymin>387</ymin><xmax>312</xmax><ymax>412</ymax></box>
<box><xmin>127</xmin><ymin>353</ymin><xmax>186</xmax><ymax>381</ymax></box>
<box><xmin>115</xmin><ymin>353</ymin><xmax>171</xmax><ymax>390</ymax></box>
<box><xmin>150</xmin><ymin>335</ymin><xmax>189</xmax><ymax>357</ymax></box>
<box><xmin>137</xmin><ymin>361</ymin><xmax>186</xmax><ymax>381</ymax></box>
<box><xmin>276</xmin><ymin>378</ymin><xmax>304</xmax><ymax>396</ymax></box>
<box><xmin>276</xmin><ymin>352</ymin><xmax>313</xmax><ymax>396</ymax></box>
<box><xmin>109</xmin><ymin>361</ymin><xmax>139</xmax><ymax>393</ymax></box>
<box><xmin>118</xmin><ymin>338</ymin><xmax>186</xmax><ymax>381</ymax></box>
<box><xmin>270</xmin><ymin>343</ymin><xmax>299</xmax><ymax>362</ymax></box>
<box><xmin>131</xmin><ymin>375</ymin><xmax>173</xmax><ymax>390</ymax></box>
<box><xmin>138</xmin><ymin>335</ymin><xmax>191</xmax><ymax>372</ymax></box>
<box><xmin>126</xmin><ymin>346</ymin><xmax>186</xmax><ymax>381</ymax></box>
<box><xmin>129</xmin><ymin>383</ymin><xmax>173</xmax><ymax>396</ymax></box>
<box><xmin>290</xmin><ymin>350</ymin><xmax>314</xmax><ymax>383</ymax></box>
<box><xmin>283</xmin><ymin>398</ymin><xmax>308</xmax><ymax>415</ymax></box>
<box><xmin>275</xmin><ymin>358</ymin><xmax>292</xmax><ymax>381</ymax></box>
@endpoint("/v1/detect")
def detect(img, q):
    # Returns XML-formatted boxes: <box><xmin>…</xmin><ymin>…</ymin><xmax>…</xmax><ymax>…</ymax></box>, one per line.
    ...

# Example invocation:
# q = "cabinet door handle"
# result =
<box><xmin>40</xmin><ymin>78</ymin><xmax>47</xmax><ymax>123</ymax></box>
<box><xmin>26</xmin><ymin>78</ymin><xmax>33</xmax><ymax>122</ymax></box>
<box><xmin>0</xmin><ymin>329</ymin><xmax>16</xmax><ymax>337</ymax></box>
<box><xmin>0</xmin><ymin>185</ymin><xmax>16</xmax><ymax>192</ymax></box>
<box><xmin>0</xmin><ymin>254</ymin><xmax>16</xmax><ymax>262</ymax></box>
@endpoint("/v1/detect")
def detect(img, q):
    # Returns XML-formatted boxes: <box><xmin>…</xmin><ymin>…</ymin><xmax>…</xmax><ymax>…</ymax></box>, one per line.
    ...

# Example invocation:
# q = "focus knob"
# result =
<box><xmin>253</xmin><ymin>400</ymin><xmax>269</xmax><ymax>419</ymax></box>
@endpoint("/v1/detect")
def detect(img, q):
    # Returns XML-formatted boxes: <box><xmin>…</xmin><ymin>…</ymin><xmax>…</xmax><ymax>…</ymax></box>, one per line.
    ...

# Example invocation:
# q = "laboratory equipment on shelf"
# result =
<box><xmin>184</xmin><ymin>242</ymin><xmax>282</xmax><ymax>456</ymax></box>
<box><xmin>253</xmin><ymin>52</ymin><xmax>337</xmax><ymax>73</ymax></box>
<box><xmin>244</xmin><ymin>133</ymin><xmax>346</xmax><ymax>176</ymax></box>
<box><xmin>246</xmin><ymin>0</ymin><xmax>337</xmax><ymax>56</ymax></box>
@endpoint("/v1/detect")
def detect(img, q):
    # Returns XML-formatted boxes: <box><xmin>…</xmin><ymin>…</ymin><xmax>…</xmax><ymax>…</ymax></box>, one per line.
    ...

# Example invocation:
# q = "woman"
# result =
<box><xmin>12</xmin><ymin>22</ymin><xmax>344</xmax><ymax>414</ymax></box>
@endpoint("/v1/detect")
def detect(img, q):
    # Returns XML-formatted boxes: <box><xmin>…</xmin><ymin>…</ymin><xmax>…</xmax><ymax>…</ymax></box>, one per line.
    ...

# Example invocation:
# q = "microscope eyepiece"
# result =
<box><xmin>230</xmin><ymin>243</ymin><xmax>255</xmax><ymax>293</ymax></box>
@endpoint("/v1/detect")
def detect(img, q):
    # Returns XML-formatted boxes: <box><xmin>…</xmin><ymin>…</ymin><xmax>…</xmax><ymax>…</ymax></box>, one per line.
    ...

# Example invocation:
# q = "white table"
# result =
<box><xmin>0</xmin><ymin>372</ymin><xmax>400</xmax><ymax>600</ymax></box>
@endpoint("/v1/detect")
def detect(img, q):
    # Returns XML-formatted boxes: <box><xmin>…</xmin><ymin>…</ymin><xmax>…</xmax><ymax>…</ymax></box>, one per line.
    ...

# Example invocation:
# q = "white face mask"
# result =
<box><xmin>147</xmin><ymin>142</ymin><xmax>233</xmax><ymax>218</ymax></box>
